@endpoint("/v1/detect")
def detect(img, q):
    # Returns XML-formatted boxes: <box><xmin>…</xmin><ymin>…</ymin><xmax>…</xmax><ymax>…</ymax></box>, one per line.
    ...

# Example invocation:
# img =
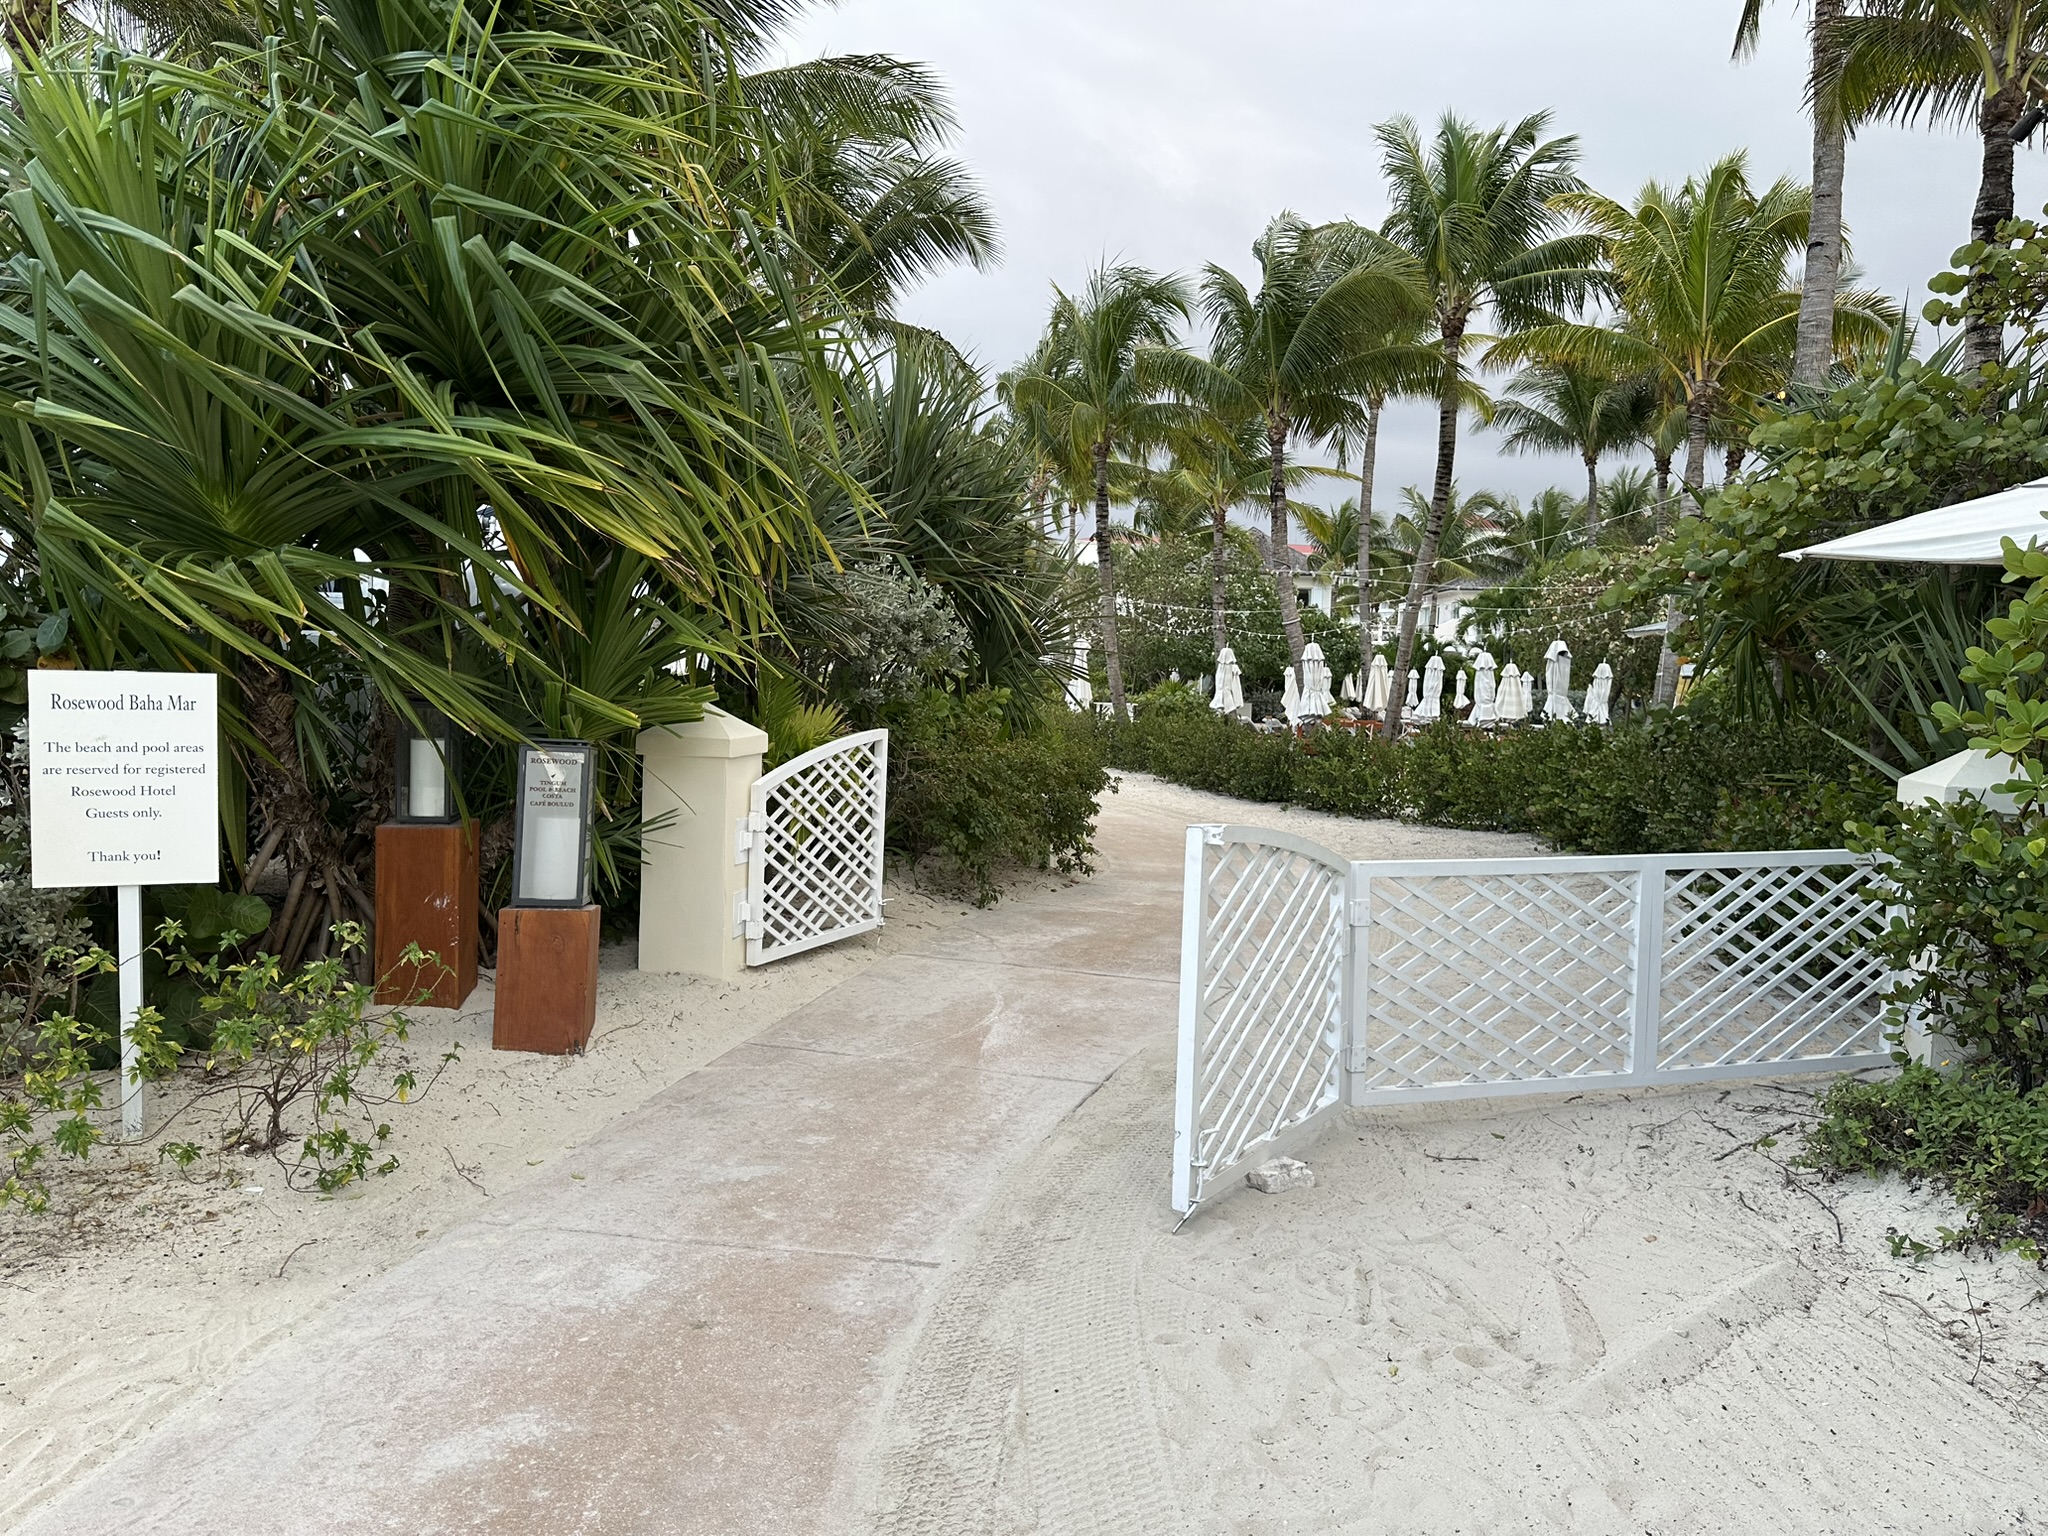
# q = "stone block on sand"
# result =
<box><xmin>1246</xmin><ymin>1157</ymin><xmax>1315</xmax><ymax>1194</ymax></box>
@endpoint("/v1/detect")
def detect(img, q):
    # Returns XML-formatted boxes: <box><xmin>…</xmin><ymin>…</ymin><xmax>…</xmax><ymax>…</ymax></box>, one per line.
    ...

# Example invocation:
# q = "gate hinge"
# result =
<box><xmin>1345</xmin><ymin>1044</ymin><xmax>1370</xmax><ymax>1074</ymax></box>
<box><xmin>1348</xmin><ymin>899</ymin><xmax>1370</xmax><ymax>927</ymax></box>
<box><xmin>733</xmin><ymin>891</ymin><xmax>763</xmax><ymax>940</ymax></box>
<box><xmin>735</xmin><ymin>809</ymin><xmax>766</xmax><ymax>865</ymax></box>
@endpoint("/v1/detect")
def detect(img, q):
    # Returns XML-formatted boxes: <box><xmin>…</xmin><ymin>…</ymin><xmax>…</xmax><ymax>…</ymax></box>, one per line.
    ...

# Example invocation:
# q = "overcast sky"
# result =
<box><xmin>775</xmin><ymin>0</ymin><xmax>2048</xmax><ymax>515</ymax></box>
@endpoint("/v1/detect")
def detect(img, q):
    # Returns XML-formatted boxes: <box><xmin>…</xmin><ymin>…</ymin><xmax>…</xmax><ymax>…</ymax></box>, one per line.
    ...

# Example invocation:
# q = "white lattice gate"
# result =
<box><xmin>740</xmin><ymin>730</ymin><xmax>888</xmax><ymax>967</ymax></box>
<box><xmin>1173</xmin><ymin>827</ymin><xmax>1891</xmax><ymax>1216</ymax></box>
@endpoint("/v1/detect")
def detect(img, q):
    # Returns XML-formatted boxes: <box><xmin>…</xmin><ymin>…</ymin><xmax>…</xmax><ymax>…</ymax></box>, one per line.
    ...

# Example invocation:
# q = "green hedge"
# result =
<box><xmin>1087</xmin><ymin>688</ymin><xmax>1890</xmax><ymax>856</ymax></box>
<box><xmin>883</xmin><ymin>689</ymin><xmax>1109</xmax><ymax>904</ymax></box>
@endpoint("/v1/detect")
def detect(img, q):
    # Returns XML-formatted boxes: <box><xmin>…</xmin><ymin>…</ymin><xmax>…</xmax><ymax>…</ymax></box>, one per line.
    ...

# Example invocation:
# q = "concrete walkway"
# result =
<box><xmin>19</xmin><ymin>798</ymin><xmax>1192</xmax><ymax>1535</ymax></box>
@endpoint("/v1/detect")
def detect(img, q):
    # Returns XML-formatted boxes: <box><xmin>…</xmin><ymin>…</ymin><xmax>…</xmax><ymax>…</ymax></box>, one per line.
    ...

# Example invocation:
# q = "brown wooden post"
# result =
<box><xmin>492</xmin><ymin>904</ymin><xmax>601</xmax><ymax>1054</ymax></box>
<box><xmin>373</xmin><ymin>820</ymin><xmax>479</xmax><ymax>1009</ymax></box>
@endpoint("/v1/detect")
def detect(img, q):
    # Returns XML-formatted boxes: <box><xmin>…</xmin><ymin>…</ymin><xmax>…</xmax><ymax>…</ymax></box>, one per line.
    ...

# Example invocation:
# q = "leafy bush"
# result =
<box><xmin>1852</xmin><ymin>798</ymin><xmax>2048</xmax><ymax>1091</ymax></box>
<box><xmin>1804</xmin><ymin>1063</ymin><xmax>2048</xmax><ymax>1260</ymax></box>
<box><xmin>885</xmin><ymin>690</ymin><xmax>1110</xmax><ymax>904</ymax></box>
<box><xmin>2</xmin><ymin>940</ymin><xmax>177</xmax><ymax>1212</ymax></box>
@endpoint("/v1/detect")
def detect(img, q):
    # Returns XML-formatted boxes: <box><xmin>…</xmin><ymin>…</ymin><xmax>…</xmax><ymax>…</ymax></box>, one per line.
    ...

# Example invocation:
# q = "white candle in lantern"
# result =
<box><xmin>408</xmin><ymin>736</ymin><xmax>447</xmax><ymax>820</ymax></box>
<box><xmin>518</xmin><ymin>749</ymin><xmax>584</xmax><ymax>903</ymax></box>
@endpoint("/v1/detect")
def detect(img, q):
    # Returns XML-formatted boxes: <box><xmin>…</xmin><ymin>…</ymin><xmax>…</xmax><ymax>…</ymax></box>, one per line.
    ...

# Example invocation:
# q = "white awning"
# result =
<box><xmin>1784</xmin><ymin>479</ymin><xmax>2048</xmax><ymax>564</ymax></box>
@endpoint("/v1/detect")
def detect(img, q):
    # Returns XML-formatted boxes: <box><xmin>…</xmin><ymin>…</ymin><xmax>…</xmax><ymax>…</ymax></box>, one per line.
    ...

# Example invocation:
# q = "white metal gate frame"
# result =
<box><xmin>738</xmin><ymin>729</ymin><xmax>888</xmax><ymax>967</ymax></box>
<box><xmin>1173</xmin><ymin>825</ymin><xmax>1891</xmax><ymax>1215</ymax></box>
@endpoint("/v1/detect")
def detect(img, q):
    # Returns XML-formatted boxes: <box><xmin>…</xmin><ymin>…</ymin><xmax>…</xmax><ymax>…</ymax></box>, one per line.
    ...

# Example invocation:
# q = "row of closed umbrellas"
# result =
<box><xmin>1213</xmin><ymin>641</ymin><xmax>1615</xmax><ymax>728</ymax></box>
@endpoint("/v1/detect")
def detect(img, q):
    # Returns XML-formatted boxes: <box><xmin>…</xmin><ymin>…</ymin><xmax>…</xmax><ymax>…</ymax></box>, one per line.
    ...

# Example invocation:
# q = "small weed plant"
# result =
<box><xmin>186</xmin><ymin>922</ymin><xmax>456</xmax><ymax>1191</ymax></box>
<box><xmin>2</xmin><ymin>919</ymin><xmax>453</xmax><ymax>1208</ymax></box>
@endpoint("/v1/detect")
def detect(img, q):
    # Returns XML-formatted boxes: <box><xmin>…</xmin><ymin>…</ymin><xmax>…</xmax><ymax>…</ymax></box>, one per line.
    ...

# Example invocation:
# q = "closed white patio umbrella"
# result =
<box><xmin>1282</xmin><ymin>665</ymin><xmax>1302</xmax><ymax>724</ymax></box>
<box><xmin>1403</xmin><ymin>668</ymin><xmax>1421</xmax><ymax>713</ymax></box>
<box><xmin>1499</xmin><ymin>662</ymin><xmax>1529</xmax><ymax>723</ymax></box>
<box><xmin>1470</xmin><ymin>650</ymin><xmax>1498</xmax><ymax>725</ymax></box>
<box><xmin>1582</xmin><ymin>659</ymin><xmax>1614</xmax><ymax>725</ymax></box>
<box><xmin>1211</xmin><ymin>645</ymin><xmax>1244</xmax><ymax>715</ymax></box>
<box><xmin>1364</xmin><ymin>653</ymin><xmax>1392</xmax><ymax>711</ymax></box>
<box><xmin>1453</xmin><ymin>668</ymin><xmax>1470</xmax><ymax>713</ymax></box>
<box><xmin>1340</xmin><ymin>671</ymin><xmax>1359</xmax><ymax>704</ymax></box>
<box><xmin>1416</xmin><ymin>653</ymin><xmax>1445</xmax><ymax>722</ymax></box>
<box><xmin>1066</xmin><ymin>637</ymin><xmax>1093</xmax><ymax>710</ymax></box>
<box><xmin>1299</xmin><ymin>641</ymin><xmax>1333</xmax><ymax>718</ymax></box>
<box><xmin>1542</xmin><ymin>639</ymin><xmax>1575</xmax><ymax>722</ymax></box>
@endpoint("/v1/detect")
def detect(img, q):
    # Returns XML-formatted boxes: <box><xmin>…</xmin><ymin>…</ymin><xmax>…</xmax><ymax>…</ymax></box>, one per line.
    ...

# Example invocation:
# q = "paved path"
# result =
<box><xmin>19</xmin><ymin>798</ymin><xmax>1194</xmax><ymax>1535</ymax></box>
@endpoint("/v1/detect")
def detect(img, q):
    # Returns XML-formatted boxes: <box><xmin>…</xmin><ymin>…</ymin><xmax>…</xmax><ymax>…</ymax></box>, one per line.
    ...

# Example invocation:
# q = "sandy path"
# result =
<box><xmin>11</xmin><ymin>772</ymin><xmax>2046</xmax><ymax>1534</ymax></box>
<box><xmin>0</xmin><ymin>878</ymin><xmax>1007</xmax><ymax>1530</ymax></box>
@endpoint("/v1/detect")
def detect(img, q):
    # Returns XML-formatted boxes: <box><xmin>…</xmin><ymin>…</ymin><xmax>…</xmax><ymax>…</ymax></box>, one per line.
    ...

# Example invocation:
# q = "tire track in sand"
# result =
<box><xmin>853</xmin><ymin>1050</ymin><xmax>1180</xmax><ymax>1536</ymax></box>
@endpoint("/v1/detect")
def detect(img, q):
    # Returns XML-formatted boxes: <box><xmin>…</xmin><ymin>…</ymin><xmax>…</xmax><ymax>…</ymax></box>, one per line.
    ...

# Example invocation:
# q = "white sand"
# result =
<box><xmin>852</xmin><ymin>777</ymin><xmax>2048</xmax><ymax>1535</ymax></box>
<box><xmin>11</xmin><ymin>772</ymin><xmax>2048</xmax><ymax>1535</ymax></box>
<box><xmin>0</xmin><ymin>876</ymin><xmax>1021</xmax><ymax>1530</ymax></box>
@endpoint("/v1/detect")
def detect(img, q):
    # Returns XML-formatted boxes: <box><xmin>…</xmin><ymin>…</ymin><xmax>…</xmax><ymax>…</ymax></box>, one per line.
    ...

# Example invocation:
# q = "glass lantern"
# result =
<box><xmin>509</xmin><ymin>740</ymin><xmax>596</xmax><ymax>908</ymax></box>
<box><xmin>394</xmin><ymin>708</ymin><xmax>460</xmax><ymax>824</ymax></box>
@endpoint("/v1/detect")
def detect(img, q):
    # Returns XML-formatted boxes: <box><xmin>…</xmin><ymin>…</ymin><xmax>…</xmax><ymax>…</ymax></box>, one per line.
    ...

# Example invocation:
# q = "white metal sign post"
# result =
<box><xmin>27</xmin><ymin>671</ymin><xmax>220</xmax><ymax>1138</ymax></box>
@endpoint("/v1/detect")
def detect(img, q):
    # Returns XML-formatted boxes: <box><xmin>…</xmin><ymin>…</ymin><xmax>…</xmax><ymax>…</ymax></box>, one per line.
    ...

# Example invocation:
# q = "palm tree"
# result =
<box><xmin>1736</xmin><ymin>0</ymin><xmax>1853</xmax><ymax>386</ymax></box>
<box><xmin>1494</xmin><ymin>487</ymin><xmax>1587</xmax><ymax>573</ymax></box>
<box><xmin>1501</xmin><ymin>153</ymin><xmax>1896</xmax><ymax>702</ymax></box>
<box><xmin>1491</xmin><ymin>359</ymin><xmax>1655</xmax><ymax>536</ymax></box>
<box><xmin>1598</xmin><ymin>464</ymin><xmax>1660</xmax><ymax>540</ymax></box>
<box><xmin>1372</xmin><ymin>111</ymin><xmax>1601</xmax><ymax>736</ymax></box>
<box><xmin>1011</xmin><ymin>264</ymin><xmax>1191</xmax><ymax>717</ymax></box>
<box><xmin>1146</xmin><ymin>420</ymin><xmax>1296</xmax><ymax>657</ymax></box>
<box><xmin>744</xmin><ymin>55</ymin><xmax>998</xmax><ymax>329</ymax></box>
<box><xmin>1150</xmin><ymin>213</ymin><xmax>1427</xmax><ymax>670</ymax></box>
<box><xmin>1825</xmin><ymin>0</ymin><xmax>2048</xmax><ymax>370</ymax></box>
<box><xmin>1379</xmin><ymin>484</ymin><xmax>1514</xmax><ymax>639</ymax></box>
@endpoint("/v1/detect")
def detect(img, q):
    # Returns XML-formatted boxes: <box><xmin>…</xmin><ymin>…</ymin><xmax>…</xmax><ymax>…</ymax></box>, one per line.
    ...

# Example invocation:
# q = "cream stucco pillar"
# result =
<box><xmin>637</xmin><ymin>709</ymin><xmax>768</xmax><ymax>979</ymax></box>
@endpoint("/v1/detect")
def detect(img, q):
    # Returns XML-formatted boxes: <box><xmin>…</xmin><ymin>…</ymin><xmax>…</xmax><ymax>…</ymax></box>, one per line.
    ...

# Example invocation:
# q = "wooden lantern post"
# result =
<box><xmin>492</xmin><ymin>740</ymin><xmax>600</xmax><ymax>1054</ymax></box>
<box><xmin>374</xmin><ymin>708</ymin><xmax>478</xmax><ymax>1009</ymax></box>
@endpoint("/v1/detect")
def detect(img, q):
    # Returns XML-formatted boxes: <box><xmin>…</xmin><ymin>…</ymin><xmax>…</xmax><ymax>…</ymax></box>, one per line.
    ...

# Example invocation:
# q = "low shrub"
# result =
<box><xmin>1804</xmin><ymin>1063</ymin><xmax>2048</xmax><ymax>1260</ymax></box>
<box><xmin>1850</xmin><ymin>797</ymin><xmax>2048</xmax><ymax>1091</ymax></box>
<box><xmin>884</xmin><ymin>689</ymin><xmax>1110</xmax><ymax>905</ymax></box>
<box><xmin>1093</xmin><ymin>688</ymin><xmax>1881</xmax><ymax>856</ymax></box>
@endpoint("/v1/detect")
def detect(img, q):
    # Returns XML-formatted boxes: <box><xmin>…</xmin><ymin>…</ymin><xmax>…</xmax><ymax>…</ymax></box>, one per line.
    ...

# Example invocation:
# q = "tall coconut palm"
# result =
<box><xmin>1146</xmin><ymin>420</ymin><xmax>1300</xmax><ymax>657</ymax></box>
<box><xmin>1149</xmin><ymin>213</ymin><xmax>1427</xmax><ymax>670</ymax></box>
<box><xmin>1010</xmin><ymin>264</ymin><xmax>1191</xmax><ymax>718</ymax></box>
<box><xmin>1379</xmin><ymin>483</ymin><xmax>1515</xmax><ymax>639</ymax></box>
<box><xmin>1824</xmin><ymin>0</ymin><xmax>2048</xmax><ymax>369</ymax></box>
<box><xmin>1501</xmin><ymin>153</ymin><xmax>1896</xmax><ymax>703</ymax></box>
<box><xmin>1491</xmin><ymin>359</ymin><xmax>1655</xmax><ymax>536</ymax></box>
<box><xmin>1736</xmin><ymin>0</ymin><xmax>1854</xmax><ymax>386</ymax></box>
<box><xmin>1372</xmin><ymin>111</ymin><xmax>1602</xmax><ymax>736</ymax></box>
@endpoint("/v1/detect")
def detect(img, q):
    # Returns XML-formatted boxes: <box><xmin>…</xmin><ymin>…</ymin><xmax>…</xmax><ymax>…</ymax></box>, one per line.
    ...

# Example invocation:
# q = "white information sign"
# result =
<box><xmin>28</xmin><ymin>670</ymin><xmax>220</xmax><ymax>888</ymax></box>
<box><xmin>27</xmin><ymin>669</ymin><xmax>220</xmax><ymax>1140</ymax></box>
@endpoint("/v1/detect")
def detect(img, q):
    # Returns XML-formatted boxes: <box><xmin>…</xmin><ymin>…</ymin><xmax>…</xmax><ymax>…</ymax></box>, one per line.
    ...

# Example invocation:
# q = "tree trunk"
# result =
<box><xmin>1794</xmin><ymin>0</ymin><xmax>1847</xmax><ymax>387</ymax></box>
<box><xmin>1966</xmin><ymin>81</ymin><xmax>2024</xmax><ymax>373</ymax></box>
<box><xmin>1356</xmin><ymin>399</ymin><xmax>1381</xmax><ymax>658</ymax></box>
<box><xmin>1653</xmin><ymin>449</ymin><xmax>1674</xmax><ymax>534</ymax></box>
<box><xmin>1724</xmin><ymin>443</ymin><xmax>1746</xmax><ymax>482</ymax></box>
<box><xmin>1584</xmin><ymin>453</ymin><xmax>1601</xmax><ymax>540</ymax></box>
<box><xmin>1652</xmin><ymin>385</ymin><xmax>1717</xmax><ymax>708</ymax></box>
<box><xmin>1268</xmin><ymin>412</ymin><xmax>1306</xmax><ymax>669</ymax></box>
<box><xmin>1208</xmin><ymin>500</ymin><xmax>1229</xmax><ymax>660</ymax></box>
<box><xmin>1387</xmin><ymin>320</ymin><xmax>1464</xmax><ymax>737</ymax></box>
<box><xmin>1093</xmin><ymin>441</ymin><xmax>1128</xmax><ymax>719</ymax></box>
